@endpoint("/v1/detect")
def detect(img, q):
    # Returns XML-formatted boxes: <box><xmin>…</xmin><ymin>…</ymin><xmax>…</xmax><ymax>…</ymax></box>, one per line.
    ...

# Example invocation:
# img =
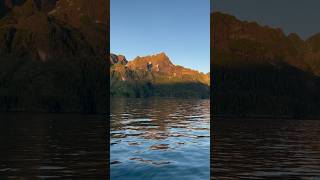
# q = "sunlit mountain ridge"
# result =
<box><xmin>110</xmin><ymin>52</ymin><xmax>210</xmax><ymax>98</ymax></box>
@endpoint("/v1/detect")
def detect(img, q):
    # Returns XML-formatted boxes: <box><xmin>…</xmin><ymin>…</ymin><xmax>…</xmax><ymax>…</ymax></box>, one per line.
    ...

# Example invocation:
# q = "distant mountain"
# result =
<box><xmin>212</xmin><ymin>12</ymin><xmax>320</xmax><ymax>118</ymax></box>
<box><xmin>111</xmin><ymin>53</ymin><xmax>210</xmax><ymax>98</ymax></box>
<box><xmin>0</xmin><ymin>0</ymin><xmax>108</xmax><ymax>113</ymax></box>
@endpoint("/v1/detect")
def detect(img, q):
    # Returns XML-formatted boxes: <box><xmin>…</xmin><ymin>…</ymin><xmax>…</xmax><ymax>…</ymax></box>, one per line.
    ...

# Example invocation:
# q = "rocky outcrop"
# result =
<box><xmin>110</xmin><ymin>54</ymin><xmax>128</xmax><ymax>65</ymax></box>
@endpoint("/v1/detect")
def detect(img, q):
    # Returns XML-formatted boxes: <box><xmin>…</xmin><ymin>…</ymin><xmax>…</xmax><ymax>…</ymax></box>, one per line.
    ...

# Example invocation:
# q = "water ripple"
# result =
<box><xmin>212</xmin><ymin>118</ymin><xmax>320</xmax><ymax>179</ymax></box>
<box><xmin>111</xmin><ymin>98</ymin><xmax>210</xmax><ymax>180</ymax></box>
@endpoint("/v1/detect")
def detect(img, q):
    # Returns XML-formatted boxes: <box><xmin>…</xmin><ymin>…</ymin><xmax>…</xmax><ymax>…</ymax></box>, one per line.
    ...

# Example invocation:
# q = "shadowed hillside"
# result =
<box><xmin>111</xmin><ymin>53</ymin><xmax>210</xmax><ymax>98</ymax></box>
<box><xmin>0</xmin><ymin>0</ymin><xmax>108</xmax><ymax>113</ymax></box>
<box><xmin>212</xmin><ymin>12</ymin><xmax>320</xmax><ymax>118</ymax></box>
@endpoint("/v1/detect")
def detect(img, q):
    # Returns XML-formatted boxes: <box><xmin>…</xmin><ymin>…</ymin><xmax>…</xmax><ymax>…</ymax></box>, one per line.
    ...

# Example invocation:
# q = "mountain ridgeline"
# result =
<box><xmin>212</xmin><ymin>12</ymin><xmax>320</xmax><ymax>118</ymax></box>
<box><xmin>0</xmin><ymin>0</ymin><xmax>108</xmax><ymax>113</ymax></box>
<box><xmin>110</xmin><ymin>53</ymin><xmax>210</xmax><ymax>98</ymax></box>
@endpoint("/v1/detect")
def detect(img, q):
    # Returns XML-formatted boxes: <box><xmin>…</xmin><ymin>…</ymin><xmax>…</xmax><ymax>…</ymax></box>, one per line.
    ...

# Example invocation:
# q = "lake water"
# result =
<box><xmin>212</xmin><ymin>118</ymin><xmax>320</xmax><ymax>179</ymax></box>
<box><xmin>0</xmin><ymin>113</ymin><xmax>107</xmax><ymax>179</ymax></box>
<box><xmin>110</xmin><ymin>98</ymin><xmax>210</xmax><ymax>180</ymax></box>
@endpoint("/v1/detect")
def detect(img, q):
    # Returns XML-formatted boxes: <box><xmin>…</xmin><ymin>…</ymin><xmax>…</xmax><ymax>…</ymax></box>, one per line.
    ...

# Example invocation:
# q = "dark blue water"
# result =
<box><xmin>212</xmin><ymin>118</ymin><xmax>320</xmax><ymax>179</ymax></box>
<box><xmin>0</xmin><ymin>113</ymin><xmax>107</xmax><ymax>179</ymax></box>
<box><xmin>110</xmin><ymin>98</ymin><xmax>210</xmax><ymax>180</ymax></box>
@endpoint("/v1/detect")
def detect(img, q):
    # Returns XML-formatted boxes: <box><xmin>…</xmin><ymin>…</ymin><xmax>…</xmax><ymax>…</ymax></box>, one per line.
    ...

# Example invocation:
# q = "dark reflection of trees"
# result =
<box><xmin>111</xmin><ymin>98</ymin><xmax>210</xmax><ymax>141</ymax></box>
<box><xmin>0</xmin><ymin>113</ymin><xmax>107</xmax><ymax>179</ymax></box>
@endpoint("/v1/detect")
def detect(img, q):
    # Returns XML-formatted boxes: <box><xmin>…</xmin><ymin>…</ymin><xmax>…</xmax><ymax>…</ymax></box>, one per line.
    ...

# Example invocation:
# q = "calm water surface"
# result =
<box><xmin>212</xmin><ymin>118</ymin><xmax>320</xmax><ymax>179</ymax></box>
<box><xmin>0</xmin><ymin>113</ymin><xmax>107</xmax><ymax>179</ymax></box>
<box><xmin>110</xmin><ymin>98</ymin><xmax>210</xmax><ymax>180</ymax></box>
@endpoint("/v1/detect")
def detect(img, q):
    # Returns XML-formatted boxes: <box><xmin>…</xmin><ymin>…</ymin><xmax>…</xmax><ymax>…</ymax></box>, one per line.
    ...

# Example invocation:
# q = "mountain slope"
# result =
<box><xmin>50</xmin><ymin>0</ymin><xmax>107</xmax><ymax>56</ymax></box>
<box><xmin>111</xmin><ymin>53</ymin><xmax>210</xmax><ymax>98</ymax></box>
<box><xmin>0</xmin><ymin>0</ymin><xmax>101</xmax><ymax>60</ymax></box>
<box><xmin>0</xmin><ymin>0</ymin><xmax>108</xmax><ymax>113</ymax></box>
<box><xmin>212</xmin><ymin>12</ymin><xmax>320</xmax><ymax>118</ymax></box>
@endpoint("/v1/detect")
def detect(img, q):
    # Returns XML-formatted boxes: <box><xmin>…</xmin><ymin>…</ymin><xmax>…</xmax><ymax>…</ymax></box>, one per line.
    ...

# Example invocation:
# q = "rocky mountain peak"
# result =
<box><xmin>138</xmin><ymin>52</ymin><xmax>172</xmax><ymax>64</ymax></box>
<box><xmin>127</xmin><ymin>52</ymin><xmax>174</xmax><ymax>73</ymax></box>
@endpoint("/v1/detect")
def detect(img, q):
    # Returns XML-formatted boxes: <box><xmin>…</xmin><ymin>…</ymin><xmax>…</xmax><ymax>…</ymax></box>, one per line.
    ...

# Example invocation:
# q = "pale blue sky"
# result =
<box><xmin>111</xmin><ymin>0</ymin><xmax>210</xmax><ymax>73</ymax></box>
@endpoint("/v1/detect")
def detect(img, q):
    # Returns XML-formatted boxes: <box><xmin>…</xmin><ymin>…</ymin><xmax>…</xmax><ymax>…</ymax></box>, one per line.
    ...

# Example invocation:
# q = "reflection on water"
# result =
<box><xmin>111</xmin><ymin>98</ymin><xmax>210</xmax><ymax>180</ymax></box>
<box><xmin>0</xmin><ymin>113</ymin><xmax>107</xmax><ymax>179</ymax></box>
<box><xmin>212</xmin><ymin>118</ymin><xmax>320</xmax><ymax>179</ymax></box>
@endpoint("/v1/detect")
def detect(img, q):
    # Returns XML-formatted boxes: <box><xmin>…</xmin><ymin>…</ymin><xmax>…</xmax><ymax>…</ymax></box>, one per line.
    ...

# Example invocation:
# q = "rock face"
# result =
<box><xmin>111</xmin><ymin>53</ymin><xmax>210</xmax><ymax>98</ymax></box>
<box><xmin>212</xmin><ymin>12</ymin><xmax>320</xmax><ymax>118</ymax></box>
<box><xmin>0</xmin><ymin>0</ymin><xmax>108</xmax><ymax>113</ymax></box>
<box><xmin>110</xmin><ymin>54</ymin><xmax>128</xmax><ymax>65</ymax></box>
<box><xmin>127</xmin><ymin>53</ymin><xmax>175</xmax><ymax>74</ymax></box>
